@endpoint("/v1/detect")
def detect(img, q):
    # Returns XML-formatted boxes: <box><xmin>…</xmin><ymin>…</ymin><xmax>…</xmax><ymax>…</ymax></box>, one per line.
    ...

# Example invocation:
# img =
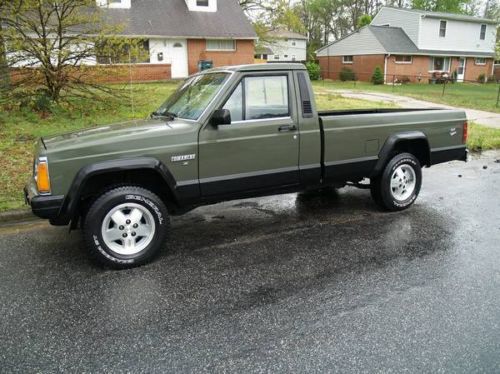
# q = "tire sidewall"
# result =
<box><xmin>380</xmin><ymin>153</ymin><xmax>422</xmax><ymax>211</ymax></box>
<box><xmin>85</xmin><ymin>188</ymin><xmax>168</xmax><ymax>267</ymax></box>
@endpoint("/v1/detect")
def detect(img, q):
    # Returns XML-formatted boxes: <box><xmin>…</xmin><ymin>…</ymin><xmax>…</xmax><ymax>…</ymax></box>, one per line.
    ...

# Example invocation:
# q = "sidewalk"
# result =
<box><xmin>330</xmin><ymin>89</ymin><xmax>500</xmax><ymax>129</ymax></box>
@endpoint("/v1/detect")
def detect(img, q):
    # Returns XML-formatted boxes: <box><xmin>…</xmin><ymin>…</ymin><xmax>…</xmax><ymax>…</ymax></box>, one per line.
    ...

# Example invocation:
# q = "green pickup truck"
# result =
<box><xmin>25</xmin><ymin>63</ymin><xmax>467</xmax><ymax>268</ymax></box>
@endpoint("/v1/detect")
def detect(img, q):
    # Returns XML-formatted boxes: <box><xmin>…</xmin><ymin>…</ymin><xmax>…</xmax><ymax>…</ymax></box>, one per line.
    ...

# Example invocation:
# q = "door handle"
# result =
<box><xmin>278</xmin><ymin>124</ymin><xmax>297</xmax><ymax>132</ymax></box>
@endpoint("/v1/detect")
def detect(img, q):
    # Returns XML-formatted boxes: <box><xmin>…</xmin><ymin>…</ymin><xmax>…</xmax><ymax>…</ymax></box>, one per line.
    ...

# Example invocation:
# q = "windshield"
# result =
<box><xmin>154</xmin><ymin>72</ymin><xmax>229</xmax><ymax>120</ymax></box>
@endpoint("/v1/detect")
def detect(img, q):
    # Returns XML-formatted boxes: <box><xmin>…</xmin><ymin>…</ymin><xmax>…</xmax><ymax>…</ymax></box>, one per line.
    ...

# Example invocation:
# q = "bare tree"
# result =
<box><xmin>1</xmin><ymin>0</ymin><xmax>143</xmax><ymax>102</ymax></box>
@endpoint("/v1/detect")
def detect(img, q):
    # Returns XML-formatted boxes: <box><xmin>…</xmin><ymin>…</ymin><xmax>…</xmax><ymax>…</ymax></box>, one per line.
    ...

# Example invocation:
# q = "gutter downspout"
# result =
<box><xmin>384</xmin><ymin>54</ymin><xmax>390</xmax><ymax>84</ymax></box>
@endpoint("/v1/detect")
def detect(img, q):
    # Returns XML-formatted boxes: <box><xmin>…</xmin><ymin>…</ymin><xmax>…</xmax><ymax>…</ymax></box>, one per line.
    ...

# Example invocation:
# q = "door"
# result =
<box><xmin>457</xmin><ymin>57</ymin><xmax>466</xmax><ymax>82</ymax></box>
<box><xmin>170</xmin><ymin>40</ymin><xmax>188</xmax><ymax>79</ymax></box>
<box><xmin>198</xmin><ymin>73</ymin><xmax>300</xmax><ymax>197</ymax></box>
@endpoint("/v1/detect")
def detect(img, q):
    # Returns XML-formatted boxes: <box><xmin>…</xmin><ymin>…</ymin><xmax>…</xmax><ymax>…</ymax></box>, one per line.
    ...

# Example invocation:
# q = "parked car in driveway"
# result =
<box><xmin>25</xmin><ymin>63</ymin><xmax>468</xmax><ymax>268</ymax></box>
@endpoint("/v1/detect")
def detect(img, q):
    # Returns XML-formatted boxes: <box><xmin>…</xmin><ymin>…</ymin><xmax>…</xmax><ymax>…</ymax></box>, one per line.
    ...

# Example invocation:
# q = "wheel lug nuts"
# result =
<box><xmin>122</xmin><ymin>233</ymin><xmax>128</xmax><ymax>238</ymax></box>
<box><xmin>126</xmin><ymin>219</ymin><xmax>131</xmax><ymax>224</ymax></box>
<box><xmin>119</xmin><ymin>225</ymin><xmax>124</xmax><ymax>230</ymax></box>
<box><xmin>133</xmin><ymin>223</ymin><xmax>138</xmax><ymax>228</ymax></box>
<box><xmin>131</xmin><ymin>232</ymin><xmax>136</xmax><ymax>237</ymax></box>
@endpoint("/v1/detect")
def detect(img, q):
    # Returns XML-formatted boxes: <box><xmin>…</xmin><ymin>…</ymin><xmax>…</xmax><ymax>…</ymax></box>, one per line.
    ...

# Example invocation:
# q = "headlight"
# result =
<box><xmin>35</xmin><ymin>157</ymin><xmax>51</xmax><ymax>194</ymax></box>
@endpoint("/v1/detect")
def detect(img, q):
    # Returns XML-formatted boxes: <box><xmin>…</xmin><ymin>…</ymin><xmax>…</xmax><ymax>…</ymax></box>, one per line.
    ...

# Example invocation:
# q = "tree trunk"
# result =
<box><xmin>0</xmin><ymin>22</ymin><xmax>10</xmax><ymax>91</ymax></box>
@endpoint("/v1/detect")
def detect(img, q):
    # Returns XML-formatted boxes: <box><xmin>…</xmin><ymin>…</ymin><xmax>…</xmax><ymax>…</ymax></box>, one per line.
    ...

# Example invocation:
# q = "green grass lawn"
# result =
<box><xmin>0</xmin><ymin>81</ymin><xmax>498</xmax><ymax>212</ymax></box>
<box><xmin>313</xmin><ymin>80</ymin><xmax>500</xmax><ymax>114</ymax></box>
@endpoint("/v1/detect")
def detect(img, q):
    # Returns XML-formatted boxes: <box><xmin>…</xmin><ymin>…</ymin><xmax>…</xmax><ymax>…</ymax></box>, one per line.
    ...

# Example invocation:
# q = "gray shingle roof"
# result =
<box><xmin>369</xmin><ymin>25</ymin><xmax>418</xmax><ymax>53</ymax></box>
<box><xmin>103</xmin><ymin>0</ymin><xmax>257</xmax><ymax>39</ymax></box>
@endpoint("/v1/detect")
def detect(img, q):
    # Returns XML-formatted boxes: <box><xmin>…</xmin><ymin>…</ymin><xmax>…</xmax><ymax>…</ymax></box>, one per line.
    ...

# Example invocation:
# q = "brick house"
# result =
<box><xmin>94</xmin><ymin>0</ymin><xmax>256</xmax><ymax>80</ymax></box>
<box><xmin>317</xmin><ymin>7</ymin><xmax>497</xmax><ymax>83</ymax></box>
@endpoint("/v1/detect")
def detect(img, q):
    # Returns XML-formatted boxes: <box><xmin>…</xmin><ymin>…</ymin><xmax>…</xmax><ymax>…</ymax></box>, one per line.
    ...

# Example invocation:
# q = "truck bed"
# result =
<box><xmin>318</xmin><ymin>108</ymin><xmax>467</xmax><ymax>183</ymax></box>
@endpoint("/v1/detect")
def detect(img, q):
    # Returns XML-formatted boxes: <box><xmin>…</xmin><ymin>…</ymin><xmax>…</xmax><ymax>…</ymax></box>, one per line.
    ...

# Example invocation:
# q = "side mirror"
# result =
<box><xmin>210</xmin><ymin>109</ymin><xmax>231</xmax><ymax>127</ymax></box>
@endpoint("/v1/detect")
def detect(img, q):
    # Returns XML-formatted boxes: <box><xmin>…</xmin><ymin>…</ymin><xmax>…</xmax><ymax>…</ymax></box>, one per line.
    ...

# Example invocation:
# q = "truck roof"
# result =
<box><xmin>204</xmin><ymin>63</ymin><xmax>307</xmax><ymax>73</ymax></box>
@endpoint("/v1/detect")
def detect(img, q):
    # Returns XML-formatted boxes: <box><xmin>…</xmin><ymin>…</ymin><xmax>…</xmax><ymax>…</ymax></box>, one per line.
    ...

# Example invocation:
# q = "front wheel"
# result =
<box><xmin>83</xmin><ymin>186</ymin><xmax>169</xmax><ymax>269</ymax></box>
<box><xmin>370</xmin><ymin>152</ymin><xmax>422</xmax><ymax>211</ymax></box>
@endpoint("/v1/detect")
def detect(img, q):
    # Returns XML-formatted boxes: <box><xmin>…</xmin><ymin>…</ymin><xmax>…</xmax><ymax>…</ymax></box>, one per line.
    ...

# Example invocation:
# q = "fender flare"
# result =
<box><xmin>371</xmin><ymin>131</ymin><xmax>430</xmax><ymax>177</ymax></box>
<box><xmin>54</xmin><ymin>157</ymin><xmax>179</xmax><ymax>225</ymax></box>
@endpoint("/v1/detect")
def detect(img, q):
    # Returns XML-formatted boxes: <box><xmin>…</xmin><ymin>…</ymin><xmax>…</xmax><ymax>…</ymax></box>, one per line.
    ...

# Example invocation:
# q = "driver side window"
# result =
<box><xmin>222</xmin><ymin>75</ymin><xmax>289</xmax><ymax>122</ymax></box>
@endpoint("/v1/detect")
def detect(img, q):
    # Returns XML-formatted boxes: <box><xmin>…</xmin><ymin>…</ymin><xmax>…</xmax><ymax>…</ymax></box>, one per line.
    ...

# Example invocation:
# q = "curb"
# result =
<box><xmin>0</xmin><ymin>209</ymin><xmax>37</xmax><ymax>224</ymax></box>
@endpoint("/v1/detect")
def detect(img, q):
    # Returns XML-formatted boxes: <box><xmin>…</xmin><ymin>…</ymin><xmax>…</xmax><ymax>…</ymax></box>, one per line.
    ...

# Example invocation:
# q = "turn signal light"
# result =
<box><xmin>36</xmin><ymin>160</ymin><xmax>51</xmax><ymax>194</ymax></box>
<box><xmin>463</xmin><ymin>121</ymin><xmax>468</xmax><ymax>144</ymax></box>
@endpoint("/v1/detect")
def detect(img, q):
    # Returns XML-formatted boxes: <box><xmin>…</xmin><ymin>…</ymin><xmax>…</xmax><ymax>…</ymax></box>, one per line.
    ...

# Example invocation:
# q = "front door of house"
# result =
<box><xmin>170</xmin><ymin>39</ymin><xmax>188</xmax><ymax>79</ymax></box>
<box><xmin>457</xmin><ymin>57</ymin><xmax>466</xmax><ymax>82</ymax></box>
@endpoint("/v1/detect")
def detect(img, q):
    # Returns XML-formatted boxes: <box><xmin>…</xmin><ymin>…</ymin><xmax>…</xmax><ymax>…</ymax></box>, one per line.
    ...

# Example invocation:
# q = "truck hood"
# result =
<box><xmin>42</xmin><ymin>118</ymin><xmax>191</xmax><ymax>151</ymax></box>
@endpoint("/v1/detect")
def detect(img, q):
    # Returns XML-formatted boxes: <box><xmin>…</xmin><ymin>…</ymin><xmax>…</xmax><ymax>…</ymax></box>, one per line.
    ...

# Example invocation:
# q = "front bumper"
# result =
<box><xmin>24</xmin><ymin>181</ymin><xmax>64</xmax><ymax>220</ymax></box>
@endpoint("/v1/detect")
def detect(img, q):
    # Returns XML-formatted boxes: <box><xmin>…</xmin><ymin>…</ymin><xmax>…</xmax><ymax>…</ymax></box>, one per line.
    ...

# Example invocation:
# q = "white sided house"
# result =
<box><xmin>317</xmin><ymin>6</ymin><xmax>497</xmax><ymax>83</ymax></box>
<box><xmin>255</xmin><ymin>29</ymin><xmax>307</xmax><ymax>62</ymax></box>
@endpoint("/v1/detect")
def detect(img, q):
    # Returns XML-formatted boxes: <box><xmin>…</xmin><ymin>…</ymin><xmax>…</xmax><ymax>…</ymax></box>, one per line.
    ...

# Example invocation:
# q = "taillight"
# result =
<box><xmin>462</xmin><ymin>121</ymin><xmax>468</xmax><ymax>144</ymax></box>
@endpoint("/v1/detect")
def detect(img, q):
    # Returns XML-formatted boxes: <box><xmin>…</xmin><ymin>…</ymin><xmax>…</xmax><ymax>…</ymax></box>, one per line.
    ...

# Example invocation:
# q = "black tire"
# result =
<box><xmin>82</xmin><ymin>186</ymin><xmax>169</xmax><ymax>269</ymax></box>
<box><xmin>370</xmin><ymin>152</ymin><xmax>422</xmax><ymax>211</ymax></box>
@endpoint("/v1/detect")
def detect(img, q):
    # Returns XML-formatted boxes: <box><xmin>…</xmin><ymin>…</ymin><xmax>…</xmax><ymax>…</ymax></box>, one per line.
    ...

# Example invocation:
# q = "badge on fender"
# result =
<box><xmin>171</xmin><ymin>154</ymin><xmax>196</xmax><ymax>162</ymax></box>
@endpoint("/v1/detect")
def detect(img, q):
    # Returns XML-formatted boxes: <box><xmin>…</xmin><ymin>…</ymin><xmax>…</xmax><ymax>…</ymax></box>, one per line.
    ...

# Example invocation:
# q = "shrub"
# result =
<box><xmin>451</xmin><ymin>70</ymin><xmax>458</xmax><ymax>83</ymax></box>
<box><xmin>477</xmin><ymin>73</ymin><xmax>486</xmax><ymax>83</ymax></box>
<box><xmin>339</xmin><ymin>67</ymin><xmax>356</xmax><ymax>81</ymax></box>
<box><xmin>371</xmin><ymin>66</ymin><xmax>384</xmax><ymax>85</ymax></box>
<box><xmin>306</xmin><ymin>61</ymin><xmax>321</xmax><ymax>81</ymax></box>
<box><xmin>486</xmin><ymin>75</ymin><xmax>497</xmax><ymax>84</ymax></box>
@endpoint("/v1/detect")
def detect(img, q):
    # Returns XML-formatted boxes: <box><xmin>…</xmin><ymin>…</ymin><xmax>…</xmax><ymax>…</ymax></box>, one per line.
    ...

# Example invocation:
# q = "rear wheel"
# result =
<box><xmin>83</xmin><ymin>186</ymin><xmax>169</xmax><ymax>268</ymax></box>
<box><xmin>370</xmin><ymin>152</ymin><xmax>422</xmax><ymax>211</ymax></box>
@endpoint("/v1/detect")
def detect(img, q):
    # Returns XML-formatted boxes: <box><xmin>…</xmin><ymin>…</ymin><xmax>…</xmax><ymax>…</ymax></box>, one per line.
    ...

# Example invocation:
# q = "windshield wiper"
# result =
<box><xmin>150</xmin><ymin>110</ymin><xmax>177</xmax><ymax>120</ymax></box>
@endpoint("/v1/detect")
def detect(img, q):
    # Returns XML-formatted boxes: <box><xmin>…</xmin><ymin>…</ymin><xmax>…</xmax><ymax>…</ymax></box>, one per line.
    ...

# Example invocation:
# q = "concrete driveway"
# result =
<box><xmin>332</xmin><ymin>89</ymin><xmax>500</xmax><ymax>128</ymax></box>
<box><xmin>1</xmin><ymin>151</ymin><xmax>499</xmax><ymax>372</ymax></box>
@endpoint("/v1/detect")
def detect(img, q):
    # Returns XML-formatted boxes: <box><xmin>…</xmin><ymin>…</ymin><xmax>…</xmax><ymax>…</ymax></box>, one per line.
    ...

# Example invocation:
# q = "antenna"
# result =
<box><xmin>128</xmin><ymin>48</ymin><xmax>135</xmax><ymax>118</ymax></box>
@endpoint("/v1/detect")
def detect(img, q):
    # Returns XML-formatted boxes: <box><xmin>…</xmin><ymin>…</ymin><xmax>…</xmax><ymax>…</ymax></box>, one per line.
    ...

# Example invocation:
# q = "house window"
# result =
<box><xmin>480</xmin><ymin>24</ymin><xmax>486</xmax><ymax>40</ymax></box>
<box><xmin>475</xmin><ymin>57</ymin><xmax>486</xmax><ymax>65</ymax></box>
<box><xmin>206</xmin><ymin>39</ymin><xmax>235</xmax><ymax>51</ymax></box>
<box><xmin>284</xmin><ymin>55</ymin><xmax>288</xmax><ymax>58</ymax></box>
<box><xmin>431</xmin><ymin>56</ymin><xmax>450</xmax><ymax>71</ymax></box>
<box><xmin>292</xmin><ymin>41</ymin><xmax>296</xmax><ymax>46</ymax></box>
<box><xmin>394</xmin><ymin>55</ymin><xmax>412</xmax><ymax>64</ymax></box>
<box><xmin>196</xmin><ymin>0</ymin><xmax>209</xmax><ymax>6</ymax></box>
<box><xmin>343</xmin><ymin>55</ymin><xmax>353</xmax><ymax>64</ymax></box>
<box><xmin>439</xmin><ymin>20</ymin><xmax>447</xmax><ymax>37</ymax></box>
<box><xmin>274</xmin><ymin>55</ymin><xmax>280</xmax><ymax>60</ymax></box>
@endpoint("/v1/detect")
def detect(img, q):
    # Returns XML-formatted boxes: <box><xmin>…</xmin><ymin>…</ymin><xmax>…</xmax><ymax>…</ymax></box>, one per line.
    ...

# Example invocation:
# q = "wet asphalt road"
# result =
<box><xmin>1</xmin><ymin>151</ymin><xmax>499</xmax><ymax>373</ymax></box>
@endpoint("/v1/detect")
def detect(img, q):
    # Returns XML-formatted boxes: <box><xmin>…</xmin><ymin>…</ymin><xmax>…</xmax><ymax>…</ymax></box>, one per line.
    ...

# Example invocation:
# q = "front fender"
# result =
<box><xmin>53</xmin><ymin>157</ymin><xmax>180</xmax><ymax>226</ymax></box>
